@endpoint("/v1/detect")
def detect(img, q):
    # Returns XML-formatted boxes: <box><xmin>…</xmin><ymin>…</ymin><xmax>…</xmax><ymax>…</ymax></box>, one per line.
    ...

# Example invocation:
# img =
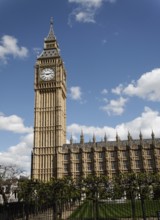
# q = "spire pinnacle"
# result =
<box><xmin>93</xmin><ymin>134</ymin><xmax>96</xmax><ymax>143</ymax></box>
<box><xmin>116</xmin><ymin>132</ymin><xmax>119</xmax><ymax>142</ymax></box>
<box><xmin>50</xmin><ymin>17</ymin><xmax>53</xmax><ymax>26</ymax></box>
<box><xmin>80</xmin><ymin>130</ymin><xmax>84</xmax><ymax>144</ymax></box>
<box><xmin>104</xmin><ymin>133</ymin><xmax>107</xmax><ymax>143</ymax></box>
<box><xmin>139</xmin><ymin>131</ymin><xmax>143</xmax><ymax>140</ymax></box>
<box><xmin>128</xmin><ymin>131</ymin><xmax>132</xmax><ymax>141</ymax></box>
<box><xmin>151</xmin><ymin>130</ymin><xmax>155</xmax><ymax>140</ymax></box>
<box><xmin>70</xmin><ymin>134</ymin><xmax>73</xmax><ymax>144</ymax></box>
<box><xmin>46</xmin><ymin>17</ymin><xmax>55</xmax><ymax>41</ymax></box>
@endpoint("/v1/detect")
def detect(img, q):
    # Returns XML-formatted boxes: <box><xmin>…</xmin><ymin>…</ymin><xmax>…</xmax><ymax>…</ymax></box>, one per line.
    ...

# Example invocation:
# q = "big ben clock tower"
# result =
<box><xmin>31</xmin><ymin>19</ymin><xmax>67</xmax><ymax>182</ymax></box>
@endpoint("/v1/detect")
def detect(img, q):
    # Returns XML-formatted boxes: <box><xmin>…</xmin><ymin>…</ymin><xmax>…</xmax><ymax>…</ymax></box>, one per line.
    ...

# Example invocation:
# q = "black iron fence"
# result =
<box><xmin>0</xmin><ymin>199</ymin><xmax>160</xmax><ymax>220</ymax></box>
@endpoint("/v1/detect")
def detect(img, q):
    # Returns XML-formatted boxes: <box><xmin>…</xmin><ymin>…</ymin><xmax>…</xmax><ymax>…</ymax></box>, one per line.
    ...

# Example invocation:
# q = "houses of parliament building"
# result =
<box><xmin>31</xmin><ymin>19</ymin><xmax>160</xmax><ymax>182</ymax></box>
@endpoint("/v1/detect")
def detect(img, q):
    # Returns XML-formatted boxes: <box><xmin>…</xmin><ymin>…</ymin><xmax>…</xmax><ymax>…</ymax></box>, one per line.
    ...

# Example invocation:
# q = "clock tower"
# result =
<box><xmin>31</xmin><ymin>19</ymin><xmax>67</xmax><ymax>181</ymax></box>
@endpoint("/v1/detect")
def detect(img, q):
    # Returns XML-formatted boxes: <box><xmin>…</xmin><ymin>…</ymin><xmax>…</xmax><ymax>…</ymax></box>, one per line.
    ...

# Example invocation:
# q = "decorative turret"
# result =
<box><xmin>151</xmin><ymin>130</ymin><xmax>155</xmax><ymax>145</ymax></box>
<box><xmin>139</xmin><ymin>131</ymin><xmax>143</xmax><ymax>145</ymax></box>
<box><xmin>151</xmin><ymin>130</ymin><xmax>155</xmax><ymax>140</ymax></box>
<box><xmin>116</xmin><ymin>132</ymin><xmax>120</xmax><ymax>143</ymax></box>
<box><xmin>70</xmin><ymin>135</ymin><xmax>73</xmax><ymax>145</ymax></box>
<box><xmin>127</xmin><ymin>132</ymin><xmax>132</xmax><ymax>141</ymax></box>
<box><xmin>80</xmin><ymin>130</ymin><xmax>84</xmax><ymax>144</ymax></box>
<box><xmin>93</xmin><ymin>134</ymin><xmax>96</xmax><ymax>143</ymax></box>
<box><xmin>139</xmin><ymin>131</ymin><xmax>143</xmax><ymax>139</ymax></box>
<box><xmin>104</xmin><ymin>133</ymin><xmax>107</xmax><ymax>143</ymax></box>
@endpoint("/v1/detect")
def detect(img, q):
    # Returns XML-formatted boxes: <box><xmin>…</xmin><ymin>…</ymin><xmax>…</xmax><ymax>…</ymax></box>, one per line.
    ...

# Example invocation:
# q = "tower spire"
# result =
<box><xmin>38</xmin><ymin>17</ymin><xmax>59</xmax><ymax>59</ymax></box>
<box><xmin>46</xmin><ymin>17</ymin><xmax>55</xmax><ymax>41</ymax></box>
<box><xmin>50</xmin><ymin>17</ymin><xmax>53</xmax><ymax>26</ymax></box>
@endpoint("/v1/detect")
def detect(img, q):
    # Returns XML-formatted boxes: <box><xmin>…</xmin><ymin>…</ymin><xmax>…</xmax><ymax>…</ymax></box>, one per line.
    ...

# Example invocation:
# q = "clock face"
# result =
<box><xmin>40</xmin><ymin>68</ymin><xmax>54</xmax><ymax>81</ymax></box>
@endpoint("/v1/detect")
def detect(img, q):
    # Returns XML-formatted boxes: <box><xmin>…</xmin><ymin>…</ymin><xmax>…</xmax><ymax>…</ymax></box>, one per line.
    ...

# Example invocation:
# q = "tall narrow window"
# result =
<box><xmin>99</xmin><ymin>152</ymin><xmax>105</xmax><ymax>159</ymax></box>
<box><xmin>64</xmin><ymin>164</ymin><xmax>69</xmax><ymax>172</ymax></box>
<box><xmin>64</xmin><ymin>154</ymin><xmax>69</xmax><ymax>161</ymax></box>
<box><xmin>135</xmin><ymin>160</ymin><xmax>141</xmax><ymax>169</ymax></box>
<box><xmin>99</xmin><ymin>162</ymin><xmax>104</xmax><ymax>171</ymax></box>
<box><xmin>87</xmin><ymin>153</ymin><xmax>92</xmax><ymax>160</ymax></box>
<box><xmin>76</xmin><ymin>154</ymin><xmax>81</xmax><ymax>160</ymax></box>
<box><xmin>87</xmin><ymin>163</ymin><xmax>92</xmax><ymax>171</ymax></box>
<box><xmin>111</xmin><ymin>161</ymin><xmax>116</xmax><ymax>170</ymax></box>
<box><xmin>76</xmin><ymin>163</ymin><xmax>81</xmax><ymax>172</ymax></box>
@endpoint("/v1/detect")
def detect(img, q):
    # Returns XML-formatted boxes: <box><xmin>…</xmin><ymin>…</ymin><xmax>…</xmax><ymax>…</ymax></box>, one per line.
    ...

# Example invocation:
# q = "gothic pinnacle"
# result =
<box><xmin>46</xmin><ymin>17</ymin><xmax>55</xmax><ymax>41</ymax></box>
<box><xmin>50</xmin><ymin>17</ymin><xmax>53</xmax><ymax>26</ymax></box>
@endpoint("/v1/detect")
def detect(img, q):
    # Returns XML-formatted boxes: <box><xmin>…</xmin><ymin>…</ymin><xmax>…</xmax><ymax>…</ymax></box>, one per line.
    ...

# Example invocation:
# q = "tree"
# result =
<box><xmin>18</xmin><ymin>179</ymin><xmax>37</xmax><ymax>220</ymax></box>
<box><xmin>46</xmin><ymin>177</ymin><xmax>76</xmax><ymax>220</ymax></box>
<box><xmin>112</xmin><ymin>174</ymin><xmax>126</xmax><ymax>200</ymax></box>
<box><xmin>136</xmin><ymin>173</ymin><xmax>153</xmax><ymax>220</ymax></box>
<box><xmin>83</xmin><ymin>175</ymin><xmax>110</xmax><ymax>220</ymax></box>
<box><xmin>113</xmin><ymin>172</ymin><xmax>154</xmax><ymax>220</ymax></box>
<box><xmin>0</xmin><ymin>164</ymin><xmax>26</xmax><ymax>204</ymax></box>
<box><xmin>152</xmin><ymin>173</ymin><xmax>160</xmax><ymax>199</ymax></box>
<box><xmin>113</xmin><ymin>172</ymin><xmax>139</xmax><ymax>220</ymax></box>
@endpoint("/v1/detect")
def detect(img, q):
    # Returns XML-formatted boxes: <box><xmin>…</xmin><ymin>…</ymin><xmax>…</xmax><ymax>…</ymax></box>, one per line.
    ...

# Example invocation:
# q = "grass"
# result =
<box><xmin>69</xmin><ymin>200</ymin><xmax>160</xmax><ymax>219</ymax></box>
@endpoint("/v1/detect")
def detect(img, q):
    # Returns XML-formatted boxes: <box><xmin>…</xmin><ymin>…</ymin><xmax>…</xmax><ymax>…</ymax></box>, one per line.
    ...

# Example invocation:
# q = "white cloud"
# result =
<box><xmin>0</xmin><ymin>133</ymin><xmax>33</xmax><ymax>174</ymax></box>
<box><xmin>67</xmin><ymin>123</ymin><xmax>113</xmax><ymax>141</ymax></box>
<box><xmin>116</xmin><ymin>106</ymin><xmax>160</xmax><ymax>139</ymax></box>
<box><xmin>112</xmin><ymin>68</ymin><xmax>160</xmax><ymax>102</ymax></box>
<box><xmin>0</xmin><ymin>113</ymin><xmax>32</xmax><ymax>133</ymax></box>
<box><xmin>112</xmin><ymin>84</ymin><xmax>123</xmax><ymax>95</ymax></box>
<box><xmin>67</xmin><ymin>134</ymin><xmax>78</xmax><ymax>144</ymax></box>
<box><xmin>68</xmin><ymin>0</ymin><xmax>116</xmax><ymax>25</ymax></box>
<box><xmin>69</xmin><ymin>86</ymin><xmax>82</xmax><ymax>100</ymax></box>
<box><xmin>33</xmin><ymin>47</ymin><xmax>41</xmax><ymax>57</ymax></box>
<box><xmin>68</xmin><ymin>0</ymin><xmax>103</xmax><ymax>8</ymax></box>
<box><xmin>0</xmin><ymin>113</ymin><xmax>33</xmax><ymax>173</ymax></box>
<box><xmin>67</xmin><ymin>107</ymin><xmax>160</xmax><ymax>141</ymax></box>
<box><xmin>75</xmin><ymin>11</ymin><xmax>95</xmax><ymax>23</ymax></box>
<box><xmin>101</xmin><ymin>96</ymin><xmax>128</xmax><ymax>115</ymax></box>
<box><xmin>101</xmin><ymin>88</ymin><xmax>108</xmax><ymax>94</ymax></box>
<box><xmin>0</xmin><ymin>35</ymin><xmax>28</xmax><ymax>63</ymax></box>
<box><xmin>1</xmin><ymin>107</ymin><xmax>160</xmax><ymax>174</ymax></box>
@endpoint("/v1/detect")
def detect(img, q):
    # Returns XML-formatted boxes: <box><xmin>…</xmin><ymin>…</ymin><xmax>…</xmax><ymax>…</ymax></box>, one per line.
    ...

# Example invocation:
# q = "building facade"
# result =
<box><xmin>31</xmin><ymin>20</ymin><xmax>160</xmax><ymax>182</ymax></box>
<box><xmin>31</xmin><ymin>19</ymin><xmax>67</xmax><ymax>182</ymax></box>
<box><xmin>60</xmin><ymin>132</ymin><xmax>160</xmax><ymax>180</ymax></box>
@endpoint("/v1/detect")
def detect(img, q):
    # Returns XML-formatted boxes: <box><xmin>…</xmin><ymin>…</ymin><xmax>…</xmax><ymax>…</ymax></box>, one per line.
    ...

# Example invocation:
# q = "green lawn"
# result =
<box><xmin>69</xmin><ymin>200</ymin><xmax>160</xmax><ymax>219</ymax></box>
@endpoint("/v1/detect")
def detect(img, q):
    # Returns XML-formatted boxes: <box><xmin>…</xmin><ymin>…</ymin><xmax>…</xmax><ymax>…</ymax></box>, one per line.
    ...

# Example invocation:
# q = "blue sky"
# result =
<box><xmin>0</xmin><ymin>0</ymin><xmax>160</xmax><ymax>173</ymax></box>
